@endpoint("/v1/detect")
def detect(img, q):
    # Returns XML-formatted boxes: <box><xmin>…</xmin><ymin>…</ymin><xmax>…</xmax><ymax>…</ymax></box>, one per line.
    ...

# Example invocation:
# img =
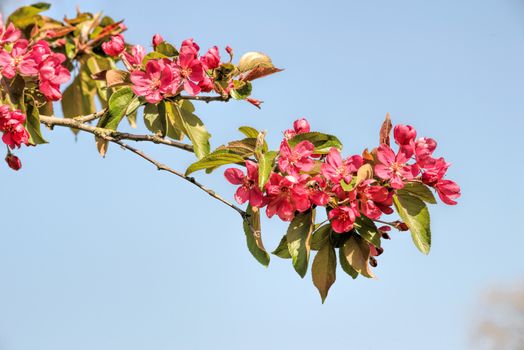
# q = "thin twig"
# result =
<box><xmin>177</xmin><ymin>95</ymin><xmax>229</xmax><ymax>103</ymax></box>
<box><xmin>73</xmin><ymin>109</ymin><xmax>107</xmax><ymax>123</ymax></box>
<box><xmin>39</xmin><ymin>115</ymin><xmax>194</xmax><ymax>153</ymax></box>
<box><xmin>38</xmin><ymin>114</ymin><xmax>245</xmax><ymax>218</ymax></box>
<box><xmin>110</xmin><ymin>138</ymin><xmax>246</xmax><ymax>217</ymax></box>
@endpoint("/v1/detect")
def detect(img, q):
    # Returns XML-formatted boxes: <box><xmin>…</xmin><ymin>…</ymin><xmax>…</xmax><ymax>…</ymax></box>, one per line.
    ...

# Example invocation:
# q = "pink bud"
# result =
<box><xmin>5</xmin><ymin>154</ymin><xmax>21</xmax><ymax>171</ymax></box>
<box><xmin>393</xmin><ymin>124</ymin><xmax>417</xmax><ymax>146</ymax></box>
<box><xmin>246</xmin><ymin>97</ymin><xmax>262</xmax><ymax>109</ymax></box>
<box><xmin>293</xmin><ymin>118</ymin><xmax>310</xmax><ymax>134</ymax></box>
<box><xmin>102</xmin><ymin>34</ymin><xmax>125</xmax><ymax>57</ymax></box>
<box><xmin>225</xmin><ymin>46</ymin><xmax>233</xmax><ymax>55</ymax></box>
<box><xmin>152</xmin><ymin>33</ymin><xmax>164</xmax><ymax>48</ymax></box>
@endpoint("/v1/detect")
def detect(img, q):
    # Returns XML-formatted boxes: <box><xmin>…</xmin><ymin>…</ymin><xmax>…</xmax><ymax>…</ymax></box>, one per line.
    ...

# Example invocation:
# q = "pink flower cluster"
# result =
<box><xmin>0</xmin><ymin>105</ymin><xmax>29</xmax><ymax>149</ymax></box>
<box><xmin>0</xmin><ymin>16</ymin><xmax>70</xmax><ymax>101</ymax></box>
<box><xmin>375</xmin><ymin>124</ymin><xmax>461</xmax><ymax>205</ymax></box>
<box><xmin>102</xmin><ymin>34</ymin><xmax>226</xmax><ymax>103</ymax></box>
<box><xmin>224</xmin><ymin>118</ymin><xmax>461</xmax><ymax>234</ymax></box>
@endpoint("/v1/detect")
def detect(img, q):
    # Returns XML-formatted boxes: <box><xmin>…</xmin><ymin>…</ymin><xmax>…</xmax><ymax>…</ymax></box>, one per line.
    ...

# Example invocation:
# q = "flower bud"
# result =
<box><xmin>397</xmin><ymin>222</ymin><xmax>409</xmax><ymax>231</ymax></box>
<box><xmin>152</xmin><ymin>33</ymin><xmax>164</xmax><ymax>48</ymax></box>
<box><xmin>293</xmin><ymin>118</ymin><xmax>310</xmax><ymax>134</ymax></box>
<box><xmin>393</xmin><ymin>124</ymin><xmax>417</xmax><ymax>146</ymax></box>
<box><xmin>102</xmin><ymin>34</ymin><xmax>125</xmax><ymax>57</ymax></box>
<box><xmin>5</xmin><ymin>154</ymin><xmax>21</xmax><ymax>171</ymax></box>
<box><xmin>369</xmin><ymin>257</ymin><xmax>378</xmax><ymax>267</ymax></box>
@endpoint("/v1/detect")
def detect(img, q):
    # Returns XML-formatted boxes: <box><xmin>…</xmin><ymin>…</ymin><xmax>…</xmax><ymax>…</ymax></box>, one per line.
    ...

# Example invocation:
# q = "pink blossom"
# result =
<box><xmin>284</xmin><ymin>118</ymin><xmax>311</xmax><ymax>139</ymax></box>
<box><xmin>394</xmin><ymin>124</ymin><xmax>417</xmax><ymax>146</ymax></box>
<box><xmin>356</xmin><ymin>180</ymin><xmax>393</xmax><ymax>220</ymax></box>
<box><xmin>329</xmin><ymin>206</ymin><xmax>359</xmax><ymax>233</ymax></box>
<box><xmin>152</xmin><ymin>34</ymin><xmax>164</xmax><ymax>48</ymax></box>
<box><xmin>5</xmin><ymin>153</ymin><xmax>21</xmax><ymax>170</ymax></box>
<box><xmin>28</xmin><ymin>40</ymin><xmax>51</xmax><ymax>64</ymax></box>
<box><xmin>123</xmin><ymin>45</ymin><xmax>145</xmax><ymax>71</ymax></box>
<box><xmin>176</xmin><ymin>40</ymin><xmax>205</xmax><ymax>95</ymax></box>
<box><xmin>0</xmin><ymin>15</ymin><xmax>20</xmax><ymax>46</ymax></box>
<box><xmin>374</xmin><ymin>144</ymin><xmax>419</xmax><ymax>189</ymax></box>
<box><xmin>278</xmin><ymin>139</ymin><xmax>315</xmax><ymax>175</ymax></box>
<box><xmin>102</xmin><ymin>34</ymin><xmax>125</xmax><ymax>57</ymax></box>
<box><xmin>415</xmin><ymin>137</ymin><xmax>437</xmax><ymax>168</ymax></box>
<box><xmin>434</xmin><ymin>179</ymin><xmax>461</xmax><ymax>205</ymax></box>
<box><xmin>201</xmin><ymin>46</ymin><xmax>220</xmax><ymax>70</ymax></box>
<box><xmin>307</xmin><ymin>175</ymin><xmax>330</xmax><ymax>206</ymax></box>
<box><xmin>198</xmin><ymin>76</ymin><xmax>214</xmax><ymax>93</ymax></box>
<box><xmin>131</xmin><ymin>59</ymin><xmax>179</xmax><ymax>103</ymax></box>
<box><xmin>265</xmin><ymin>173</ymin><xmax>311</xmax><ymax>221</ymax></box>
<box><xmin>421</xmin><ymin>157</ymin><xmax>449</xmax><ymax>186</ymax></box>
<box><xmin>321</xmin><ymin>148</ymin><xmax>363</xmax><ymax>184</ymax></box>
<box><xmin>0</xmin><ymin>109</ymin><xmax>29</xmax><ymax>149</ymax></box>
<box><xmin>0</xmin><ymin>40</ymin><xmax>38</xmax><ymax>78</ymax></box>
<box><xmin>293</xmin><ymin>118</ymin><xmax>310</xmax><ymax>134</ymax></box>
<box><xmin>38</xmin><ymin>53</ymin><xmax>70</xmax><ymax>101</ymax></box>
<box><xmin>224</xmin><ymin>160</ymin><xmax>265</xmax><ymax>208</ymax></box>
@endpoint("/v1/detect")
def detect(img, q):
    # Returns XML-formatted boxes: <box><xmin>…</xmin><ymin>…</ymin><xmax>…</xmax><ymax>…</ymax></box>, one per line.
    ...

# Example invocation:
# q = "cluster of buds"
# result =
<box><xmin>0</xmin><ymin>104</ymin><xmax>29</xmax><ymax>171</ymax></box>
<box><xmin>0</xmin><ymin>15</ymin><xmax>70</xmax><ymax>101</ymax></box>
<box><xmin>225</xmin><ymin>118</ymin><xmax>461</xmax><ymax>234</ymax></box>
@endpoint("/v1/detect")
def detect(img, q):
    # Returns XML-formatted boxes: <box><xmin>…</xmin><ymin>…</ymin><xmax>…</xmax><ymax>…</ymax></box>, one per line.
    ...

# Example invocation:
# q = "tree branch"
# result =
<box><xmin>110</xmin><ymin>138</ymin><xmax>246</xmax><ymax>217</ymax></box>
<box><xmin>39</xmin><ymin>115</ymin><xmax>194</xmax><ymax>153</ymax></box>
<box><xmin>38</xmin><ymin>114</ymin><xmax>246</xmax><ymax>218</ymax></box>
<box><xmin>177</xmin><ymin>95</ymin><xmax>230</xmax><ymax>103</ymax></box>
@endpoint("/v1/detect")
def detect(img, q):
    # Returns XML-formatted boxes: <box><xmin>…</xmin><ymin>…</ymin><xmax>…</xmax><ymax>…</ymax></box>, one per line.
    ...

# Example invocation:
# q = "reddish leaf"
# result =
<box><xmin>241</xmin><ymin>67</ymin><xmax>284</xmax><ymax>82</ymax></box>
<box><xmin>379</xmin><ymin>112</ymin><xmax>392</xmax><ymax>146</ymax></box>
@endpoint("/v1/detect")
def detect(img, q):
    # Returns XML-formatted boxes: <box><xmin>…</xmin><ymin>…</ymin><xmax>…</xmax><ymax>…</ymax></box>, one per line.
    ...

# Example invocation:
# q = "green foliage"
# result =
<box><xmin>242</xmin><ymin>206</ymin><xmax>270</xmax><ymax>267</ymax></box>
<box><xmin>340</xmin><ymin>235</ymin><xmax>374</xmax><ymax>278</ymax></box>
<box><xmin>185</xmin><ymin>152</ymin><xmax>245</xmax><ymax>175</ymax></box>
<box><xmin>398</xmin><ymin>182</ymin><xmax>437</xmax><ymax>204</ymax></box>
<box><xmin>286</xmin><ymin>210</ymin><xmax>315</xmax><ymax>278</ymax></box>
<box><xmin>393</xmin><ymin>193</ymin><xmax>431</xmax><ymax>254</ymax></box>
<box><xmin>288</xmin><ymin>132</ymin><xmax>343</xmax><ymax>154</ymax></box>
<box><xmin>154</xmin><ymin>42</ymin><xmax>178</xmax><ymax>57</ymax></box>
<box><xmin>312</xmin><ymin>242</ymin><xmax>337</xmax><ymax>303</ymax></box>
<box><xmin>272</xmin><ymin>235</ymin><xmax>291</xmax><ymax>259</ymax></box>
<box><xmin>172</xmin><ymin>101</ymin><xmax>211</xmax><ymax>159</ymax></box>
<box><xmin>257</xmin><ymin>151</ymin><xmax>277</xmax><ymax>190</ymax></box>
<box><xmin>310</xmin><ymin>224</ymin><xmax>332</xmax><ymax>251</ymax></box>
<box><xmin>8</xmin><ymin>2</ymin><xmax>50</xmax><ymax>29</ymax></box>
<box><xmin>24</xmin><ymin>99</ymin><xmax>47</xmax><ymax>145</ymax></box>
<box><xmin>354</xmin><ymin>215</ymin><xmax>381</xmax><ymax>248</ymax></box>
<box><xmin>104</xmin><ymin>87</ymin><xmax>134</xmax><ymax>130</ymax></box>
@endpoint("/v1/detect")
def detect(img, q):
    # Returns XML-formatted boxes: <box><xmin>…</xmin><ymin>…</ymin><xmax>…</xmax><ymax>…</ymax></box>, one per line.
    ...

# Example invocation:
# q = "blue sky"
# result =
<box><xmin>0</xmin><ymin>0</ymin><xmax>523</xmax><ymax>349</ymax></box>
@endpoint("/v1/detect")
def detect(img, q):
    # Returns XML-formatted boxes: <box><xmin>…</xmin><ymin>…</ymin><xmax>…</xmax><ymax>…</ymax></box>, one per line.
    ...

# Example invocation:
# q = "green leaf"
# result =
<box><xmin>242</xmin><ymin>205</ymin><xmax>270</xmax><ymax>267</ymax></box>
<box><xmin>155</xmin><ymin>42</ymin><xmax>178</xmax><ymax>57</ymax></box>
<box><xmin>339</xmin><ymin>248</ymin><xmax>358</xmax><ymax>279</ymax></box>
<box><xmin>172</xmin><ymin>101</ymin><xmax>211</xmax><ymax>159</ymax></box>
<box><xmin>257</xmin><ymin>151</ymin><xmax>277</xmax><ymax>190</ymax></box>
<box><xmin>340</xmin><ymin>235</ymin><xmax>375</xmax><ymax>278</ymax></box>
<box><xmin>104</xmin><ymin>87</ymin><xmax>134</xmax><ymax>130</ymax></box>
<box><xmin>310</xmin><ymin>224</ymin><xmax>332</xmax><ymax>251</ymax></box>
<box><xmin>185</xmin><ymin>152</ymin><xmax>245</xmax><ymax>175</ymax></box>
<box><xmin>143</xmin><ymin>103</ymin><xmax>163</xmax><ymax>134</ymax></box>
<box><xmin>288</xmin><ymin>132</ymin><xmax>343</xmax><ymax>154</ymax></box>
<box><xmin>142</xmin><ymin>52</ymin><xmax>167</xmax><ymax>66</ymax></box>
<box><xmin>354</xmin><ymin>215</ymin><xmax>381</xmax><ymax>247</ymax></box>
<box><xmin>272</xmin><ymin>235</ymin><xmax>291</xmax><ymax>259</ymax></box>
<box><xmin>398</xmin><ymin>182</ymin><xmax>437</xmax><ymax>204</ymax></box>
<box><xmin>8</xmin><ymin>3</ymin><xmax>50</xmax><ymax>28</ymax></box>
<box><xmin>312</xmin><ymin>242</ymin><xmax>337</xmax><ymax>303</ymax></box>
<box><xmin>393</xmin><ymin>193</ymin><xmax>431</xmax><ymax>255</ymax></box>
<box><xmin>61</xmin><ymin>69</ymin><xmax>97</xmax><ymax>123</ymax></box>
<box><xmin>286</xmin><ymin>210</ymin><xmax>315</xmax><ymax>278</ymax></box>
<box><xmin>238</xmin><ymin>126</ymin><xmax>260</xmax><ymax>138</ymax></box>
<box><xmin>25</xmin><ymin>101</ymin><xmax>47</xmax><ymax>145</ymax></box>
<box><xmin>230</xmin><ymin>80</ymin><xmax>252</xmax><ymax>100</ymax></box>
